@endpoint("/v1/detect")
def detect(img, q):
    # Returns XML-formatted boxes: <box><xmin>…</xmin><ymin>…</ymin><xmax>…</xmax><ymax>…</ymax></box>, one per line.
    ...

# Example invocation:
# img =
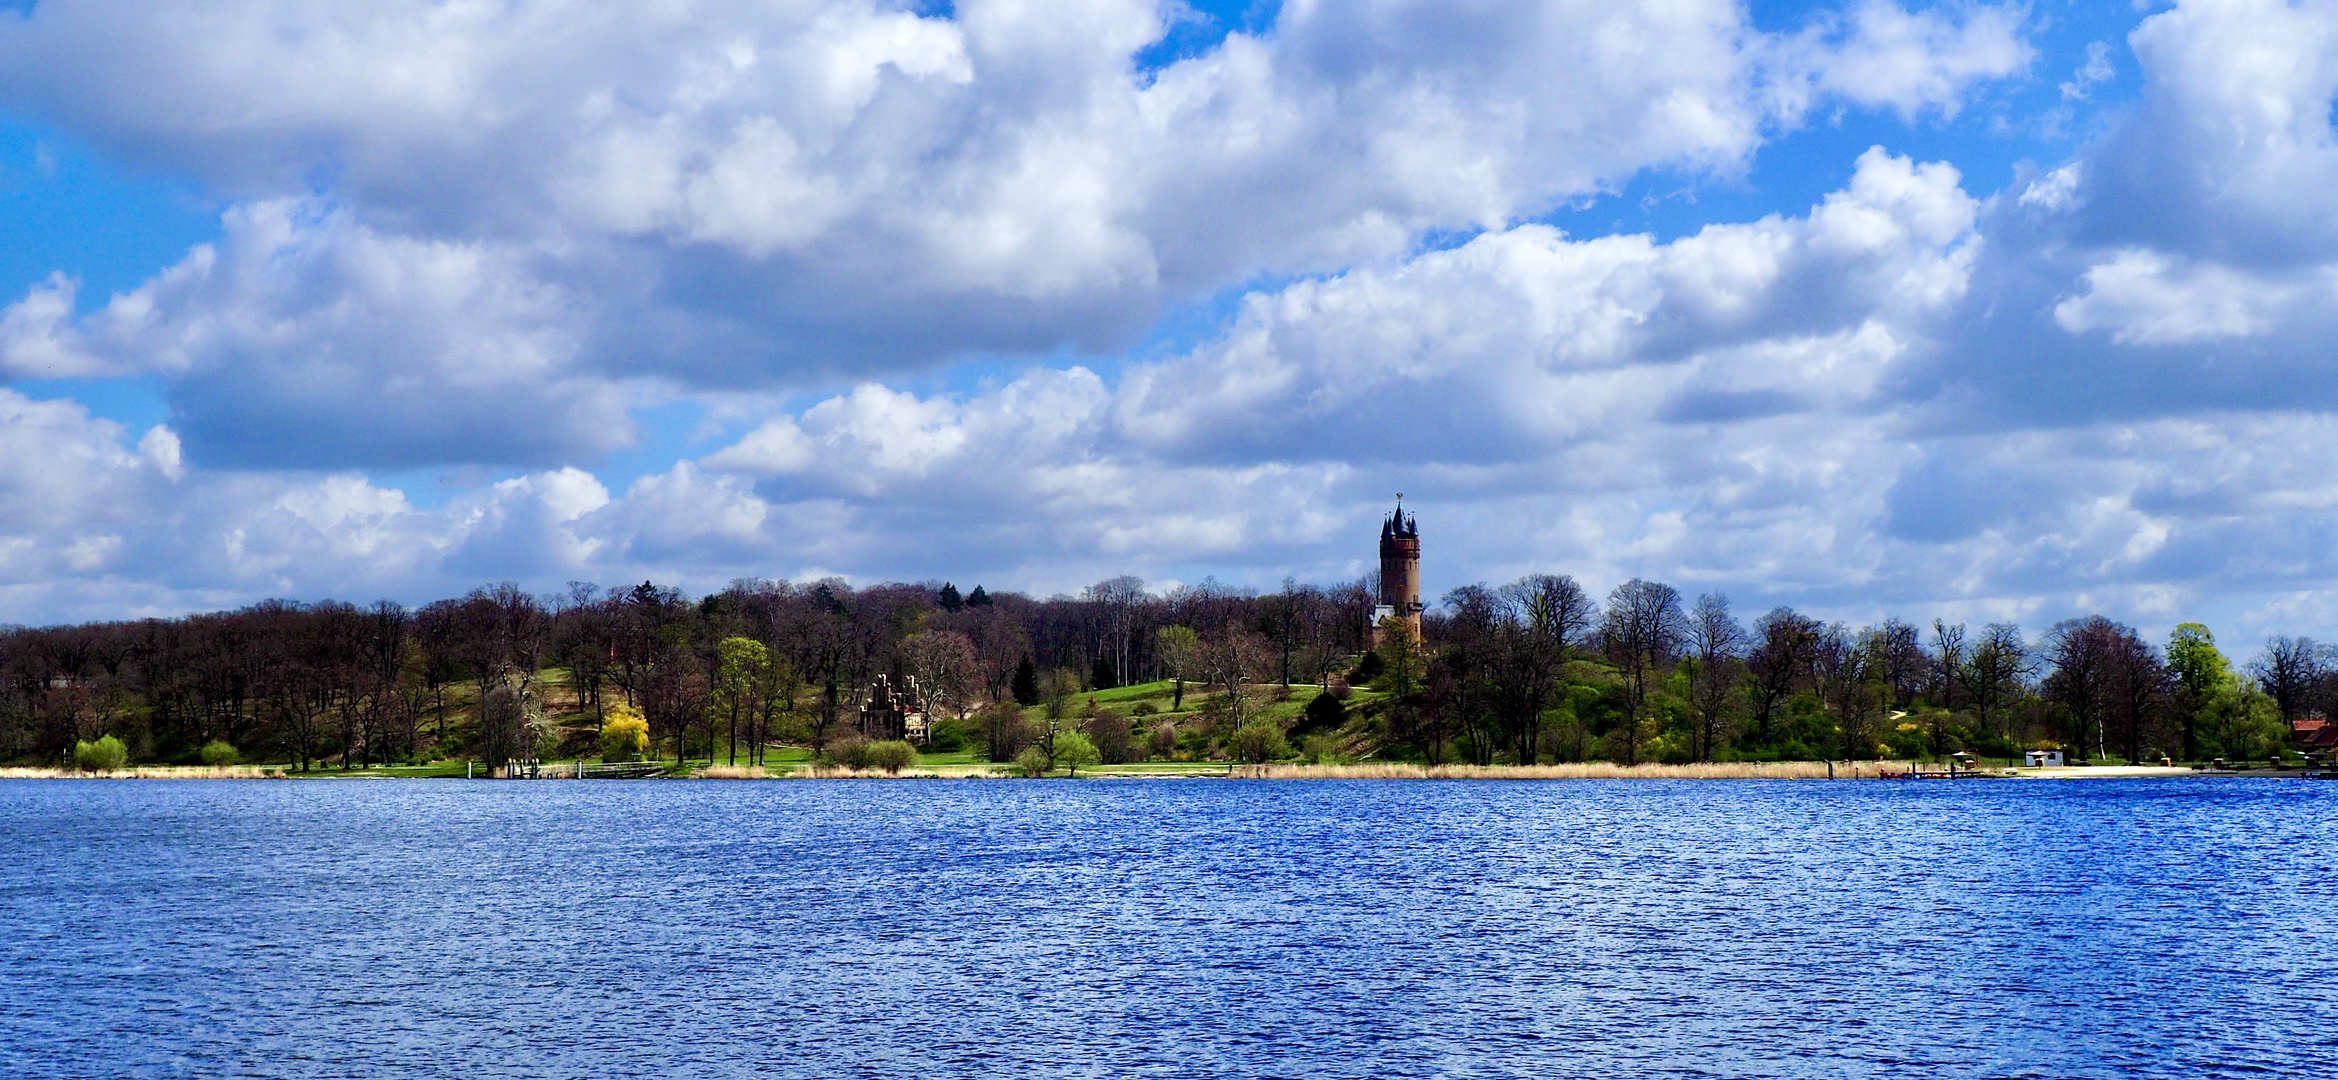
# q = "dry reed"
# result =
<box><xmin>0</xmin><ymin>765</ymin><xmax>282</xmax><ymax>780</ymax></box>
<box><xmin>699</xmin><ymin>765</ymin><xmax>768</xmax><ymax>779</ymax></box>
<box><xmin>1231</xmin><ymin>760</ymin><xmax>1869</xmax><ymax>780</ymax></box>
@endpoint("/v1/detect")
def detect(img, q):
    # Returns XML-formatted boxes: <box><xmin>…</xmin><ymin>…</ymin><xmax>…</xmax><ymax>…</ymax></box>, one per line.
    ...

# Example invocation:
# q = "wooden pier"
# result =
<box><xmin>468</xmin><ymin>761</ymin><xmax>668</xmax><ymax>779</ymax></box>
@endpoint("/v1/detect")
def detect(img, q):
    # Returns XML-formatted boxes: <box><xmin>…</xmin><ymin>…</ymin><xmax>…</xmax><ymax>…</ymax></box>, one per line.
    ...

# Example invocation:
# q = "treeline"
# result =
<box><xmin>1398</xmin><ymin>578</ymin><xmax>2297</xmax><ymax>766</ymax></box>
<box><xmin>0</xmin><ymin>570</ymin><xmax>2316</xmax><ymax>768</ymax></box>
<box><xmin>0</xmin><ymin>575</ymin><xmax>1376</xmax><ymax>768</ymax></box>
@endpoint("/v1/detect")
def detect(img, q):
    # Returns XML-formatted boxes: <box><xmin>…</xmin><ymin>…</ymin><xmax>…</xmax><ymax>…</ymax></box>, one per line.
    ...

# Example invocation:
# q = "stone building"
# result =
<box><xmin>860</xmin><ymin>673</ymin><xmax>931</xmax><ymax>743</ymax></box>
<box><xmin>1370</xmin><ymin>496</ymin><xmax>1422</xmax><ymax>648</ymax></box>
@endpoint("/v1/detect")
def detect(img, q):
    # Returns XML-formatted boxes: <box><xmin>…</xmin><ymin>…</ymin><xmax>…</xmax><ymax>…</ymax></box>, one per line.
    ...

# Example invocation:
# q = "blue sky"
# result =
<box><xmin>3</xmin><ymin>0</ymin><xmax>2336</xmax><ymax>652</ymax></box>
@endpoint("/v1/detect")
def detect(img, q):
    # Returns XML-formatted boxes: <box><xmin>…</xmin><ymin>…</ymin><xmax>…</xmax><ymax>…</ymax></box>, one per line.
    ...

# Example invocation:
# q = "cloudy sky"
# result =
<box><xmin>1</xmin><ymin>0</ymin><xmax>2333</xmax><ymax>643</ymax></box>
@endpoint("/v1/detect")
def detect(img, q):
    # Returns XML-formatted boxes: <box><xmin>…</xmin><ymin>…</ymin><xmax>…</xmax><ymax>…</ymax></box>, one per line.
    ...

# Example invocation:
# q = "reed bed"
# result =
<box><xmin>0</xmin><ymin>765</ymin><xmax>282</xmax><ymax>780</ymax></box>
<box><xmin>699</xmin><ymin>765</ymin><xmax>768</xmax><ymax>779</ymax></box>
<box><xmin>1231</xmin><ymin>760</ymin><xmax>1861</xmax><ymax>780</ymax></box>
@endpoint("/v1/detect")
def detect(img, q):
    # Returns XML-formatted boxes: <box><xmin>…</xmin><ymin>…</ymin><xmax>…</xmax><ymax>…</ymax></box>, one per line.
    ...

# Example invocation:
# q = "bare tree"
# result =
<box><xmin>2249</xmin><ymin>636</ymin><xmax>2324</xmax><ymax>719</ymax></box>
<box><xmin>1684</xmin><ymin>592</ymin><xmax>1744</xmax><ymax>761</ymax></box>
<box><xmin>1155</xmin><ymin>625</ymin><xmax>1200</xmax><ymax>711</ymax></box>
<box><xmin>1744</xmin><ymin>608</ymin><xmax>1817</xmax><ymax>747</ymax></box>
<box><xmin>1600</xmin><ymin>579</ymin><xmax>1685</xmax><ymax>765</ymax></box>
<box><xmin>1928</xmin><ymin>620</ymin><xmax>1966</xmax><ymax>753</ymax></box>
<box><xmin>906</xmin><ymin>630</ymin><xmax>981</xmax><ymax>721</ymax></box>
<box><xmin>1966</xmin><ymin>623</ymin><xmax>2030</xmax><ymax>740</ymax></box>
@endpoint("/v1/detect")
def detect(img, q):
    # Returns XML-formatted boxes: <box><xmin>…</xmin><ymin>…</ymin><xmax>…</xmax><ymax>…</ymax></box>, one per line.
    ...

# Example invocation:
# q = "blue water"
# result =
<box><xmin>2</xmin><ymin>778</ymin><xmax>2332</xmax><ymax>1078</ymax></box>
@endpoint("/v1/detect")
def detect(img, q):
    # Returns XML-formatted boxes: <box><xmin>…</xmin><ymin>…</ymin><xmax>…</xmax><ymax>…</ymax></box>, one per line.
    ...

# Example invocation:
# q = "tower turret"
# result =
<box><xmin>1371</xmin><ymin>496</ymin><xmax>1422</xmax><ymax>647</ymax></box>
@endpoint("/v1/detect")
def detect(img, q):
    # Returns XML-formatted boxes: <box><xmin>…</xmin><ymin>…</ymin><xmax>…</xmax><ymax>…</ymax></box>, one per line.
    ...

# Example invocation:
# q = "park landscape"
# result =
<box><xmin>3</xmin><ymin>570</ymin><xmax>2323</xmax><ymax>782</ymax></box>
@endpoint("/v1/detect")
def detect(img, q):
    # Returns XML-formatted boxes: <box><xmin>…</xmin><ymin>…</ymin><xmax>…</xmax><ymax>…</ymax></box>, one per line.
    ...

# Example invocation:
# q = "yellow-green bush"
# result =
<box><xmin>601</xmin><ymin>706</ymin><xmax>651</xmax><ymax>762</ymax></box>
<box><xmin>73</xmin><ymin>735</ymin><xmax>128</xmax><ymax>772</ymax></box>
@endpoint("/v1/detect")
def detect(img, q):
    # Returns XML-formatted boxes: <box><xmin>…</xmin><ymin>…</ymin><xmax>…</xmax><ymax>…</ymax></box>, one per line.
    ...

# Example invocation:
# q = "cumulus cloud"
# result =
<box><xmin>0</xmin><ymin>0</ymin><xmax>2031</xmax><ymax>423</ymax></box>
<box><xmin>27</xmin><ymin>0</ymin><xmax>2338</xmax><ymax>646</ymax></box>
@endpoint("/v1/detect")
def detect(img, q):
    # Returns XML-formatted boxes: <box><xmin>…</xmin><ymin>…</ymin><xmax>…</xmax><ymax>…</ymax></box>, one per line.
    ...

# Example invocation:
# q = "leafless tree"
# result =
<box><xmin>1745</xmin><ymin>607</ymin><xmax>1818</xmax><ymax>746</ymax></box>
<box><xmin>2249</xmin><ymin>636</ymin><xmax>2324</xmax><ymax>719</ymax></box>
<box><xmin>1600</xmin><ymin>579</ymin><xmax>1685</xmax><ymax>765</ymax></box>
<box><xmin>1684</xmin><ymin>592</ymin><xmax>1744</xmax><ymax>762</ymax></box>
<box><xmin>1966</xmin><ymin>622</ymin><xmax>2030</xmax><ymax>739</ymax></box>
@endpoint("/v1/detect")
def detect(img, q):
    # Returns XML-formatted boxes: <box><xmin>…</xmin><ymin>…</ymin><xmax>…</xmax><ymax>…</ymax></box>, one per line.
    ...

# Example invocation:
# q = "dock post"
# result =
<box><xmin>1827</xmin><ymin>761</ymin><xmax>1834</xmax><ymax>780</ymax></box>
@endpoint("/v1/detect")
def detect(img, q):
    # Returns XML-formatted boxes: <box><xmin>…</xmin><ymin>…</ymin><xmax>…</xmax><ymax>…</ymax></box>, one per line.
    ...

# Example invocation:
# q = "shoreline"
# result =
<box><xmin>5</xmin><ymin>761</ymin><xmax>2315</xmax><ymax>781</ymax></box>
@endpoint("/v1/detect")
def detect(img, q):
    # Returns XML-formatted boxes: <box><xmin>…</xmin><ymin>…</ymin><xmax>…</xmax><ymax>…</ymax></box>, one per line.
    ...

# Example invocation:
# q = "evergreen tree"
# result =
<box><xmin>938</xmin><ymin>583</ymin><xmax>964</xmax><ymax>612</ymax></box>
<box><xmin>967</xmin><ymin>585</ymin><xmax>992</xmax><ymax>607</ymax></box>
<box><xmin>1304</xmin><ymin>691</ymin><xmax>1346</xmax><ymax>731</ymax></box>
<box><xmin>1012</xmin><ymin>656</ymin><xmax>1042</xmax><ymax>706</ymax></box>
<box><xmin>1090</xmin><ymin>653</ymin><xmax>1118</xmax><ymax>690</ymax></box>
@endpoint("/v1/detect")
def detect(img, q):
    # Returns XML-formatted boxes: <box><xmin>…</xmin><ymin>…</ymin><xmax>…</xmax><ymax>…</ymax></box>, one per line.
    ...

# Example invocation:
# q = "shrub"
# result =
<box><xmin>73</xmin><ymin>734</ymin><xmax>128</xmax><ymax>772</ymax></box>
<box><xmin>1053</xmin><ymin>731</ymin><xmax>1102</xmax><ymax>777</ymax></box>
<box><xmin>1230</xmin><ymin>719</ymin><xmax>1291</xmax><ymax>764</ymax></box>
<box><xmin>1350</xmin><ymin>650</ymin><xmax>1385</xmax><ymax>683</ymax></box>
<box><xmin>1013</xmin><ymin>745</ymin><xmax>1053</xmax><ymax>777</ymax></box>
<box><xmin>866</xmin><ymin>740</ymin><xmax>917</xmax><ymax>775</ymax></box>
<box><xmin>1148</xmin><ymin>722</ymin><xmax>1177</xmax><ymax>760</ymax></box>
<box><xmin>199</xmin><ymin>740</ymin><xmax>240</xmax><ymax>767</ymax></box>
<box><xmin>1084</xmin><ymin>709</ymin><xmax>1134</xmax><ymax>764</ymax></box>
<box><xmin>600</xmin><ymin>706</ymin><xmax>651</xmax><ymax>762</ymax></box>
<box><xmin>927</xmin><ymin>717</ymin><xmax>971</xmax><ymax>753</ymax></box>
<box><xmin>1131</xmin><ymin>701</ymin><xmax>1159</xmax><ymax>718</ymax></box>
<box><xmin>1301</xmin><ymin>735</ymin><xmax>1341</xmax><ymax>765</ymax></box>
<box><xmin>1303</xmin><ymin>691</ymin><xmax>1346</xmax><ymax>731</ymax></box>
<box><xmin>830</xmin><ymin>736</ymin><xmax>873</xmax><ymax>770</ymax></box>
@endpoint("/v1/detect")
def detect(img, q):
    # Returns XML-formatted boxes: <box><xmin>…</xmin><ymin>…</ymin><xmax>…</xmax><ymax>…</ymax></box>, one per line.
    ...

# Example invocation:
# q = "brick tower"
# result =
<box><xmin>1372</xmin><ymin>495</ymin><xmax>1421</xmax><ymax>647</ymax></box>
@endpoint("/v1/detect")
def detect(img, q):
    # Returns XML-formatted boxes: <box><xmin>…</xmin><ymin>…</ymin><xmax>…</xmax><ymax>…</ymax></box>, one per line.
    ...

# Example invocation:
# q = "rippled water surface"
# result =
<box><xmin>3</xmin><ymin>777</ymin><xmax>2334</xmax><ymax>1077</ymax></box>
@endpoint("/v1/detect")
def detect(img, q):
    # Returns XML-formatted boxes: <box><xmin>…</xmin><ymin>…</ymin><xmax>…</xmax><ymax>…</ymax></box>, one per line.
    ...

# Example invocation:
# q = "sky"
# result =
<box><xmin>1</xmin><ymin>0</ymin><xmax>2335</xmax><ymax>648</ymax></box>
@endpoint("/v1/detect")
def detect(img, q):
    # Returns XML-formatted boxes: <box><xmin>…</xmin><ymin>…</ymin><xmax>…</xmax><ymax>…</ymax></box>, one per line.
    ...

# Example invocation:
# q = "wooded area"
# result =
<box><xmin>0</xmin><ymin>571</ymin><xmax>2313</xmax><ymax>769</ymax></box>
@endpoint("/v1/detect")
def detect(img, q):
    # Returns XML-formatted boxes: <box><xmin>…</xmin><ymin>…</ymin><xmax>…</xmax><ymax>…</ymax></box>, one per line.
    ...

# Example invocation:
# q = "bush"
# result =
<box><xmin>1148</xmin><ymin>722</ymin><xmax>1178</xmax><ymax>761</ymax></box>
<box><xmin>866</xmin><ymin>740</ymin><xmax>917</xmax><ymax>775</ymax></box>
<box><xmin>1230</xmin><ymin>719</ymin><xmax>1291</xmax><ymax>764</ymax></box>
<box><xmin>1350</xmin><ymin>650</ymin><xmax>1385</xmax><ymax>683</ymax></box>
<box><xmin>1084</xmin><ymin>709</ymin><xmax>1134</xmax><ymax>764</ymax></box>
<box><xmin>1013</xmin><ymin>745</ymin><xmax>1053</xmax><ymax>777</ymax></box>
<box><xmin>600</xmin><ymin>706</ymin><xmax>652</xmax><ymax>762</ymax></box>
<box><xmin>927</xmin><ymin>717</ymin><xmax>971</xmax><ymax>753</ymax></box>
<box><xmin>1053</xmin><ymin>732</ymin><xmax>1102</xmax><ymax>777</ymax></box>
<box><xmin>1131</xmin><ymin>701</ymin><xmax>1159</xmax><ymax>718</ymax></box>
<box><xmin>1301</xmin><ymin>735</ymin><xmax>1341</xmax><ymax>765</ymax></box>
<box><xmin>199</xmin><ymin>740</ymin><xmax>240</xmax><ymax>767</ymax></box>
<box><xmin>73</xmin><ymin>734</ymin><xmax>128</xmax><ymax>772</ymax></box>
<box><xmin>830</xmin><ymin>736</ymin><xmax>873</xmax><ymax>770</ymax></box>
<box><xmin>1303</xmin><ymin>691</ymin><xmax>1346</xmax><ymax>731</ymax></box>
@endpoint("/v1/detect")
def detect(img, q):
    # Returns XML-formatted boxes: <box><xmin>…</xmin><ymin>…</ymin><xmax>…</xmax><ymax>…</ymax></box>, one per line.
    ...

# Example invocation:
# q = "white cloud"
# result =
<box><xmin>2051</xmin><ymin>249</ymin><xmax>2322</xmax><ymax>344</ymax></box>
<box><xmin>0</xmin><ymin>0</ymin><xmax>2032</xmax><ymax>413</ymax></box>
<box><xmin>32</xmin><ymin>0</ymin><xmax>2338</xmax><ymax>648</ymax></box>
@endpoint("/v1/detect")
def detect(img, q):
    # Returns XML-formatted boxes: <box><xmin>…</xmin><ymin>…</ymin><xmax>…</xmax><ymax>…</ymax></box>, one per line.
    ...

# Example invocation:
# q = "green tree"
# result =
<box><xmin>1011</xmin><ymin>656</ymin><xmax>1041</xmax><ymax>706</ymax></box>
<box><xmin>1375</xmin><ymin>616</ymin><xmax>1422</xmax><ymax>698</ymax></box>
<box><xmin>2166</xmin><ymin>623</ymin><xmax>2229</xmax><ymax>763</ymax></box>
<box><xmin>707</xmin><ymin>637</ymin><xmax>770</xmax><ymax>766</ymax></box>
<box><xmin>199</xmin><ymin>740</ymin><xmax>240</xmax><ymax>767</ymax></box>
<box><xmin>1013</xmin><ymin>745</ymin><xmax>1053</xmax><ymax>777</ymax></box>
<box><xmin>1052</xmin><ymin>731</ymin><xmax>1102</xmax><ymax>777</ymax></box>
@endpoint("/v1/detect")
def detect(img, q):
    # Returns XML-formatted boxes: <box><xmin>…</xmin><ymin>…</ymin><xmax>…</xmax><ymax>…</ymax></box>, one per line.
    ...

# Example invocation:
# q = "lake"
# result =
<box><xmin>2</xmin><ymin>777</ymin><xmax>2331</xmax><ymax>1077</ymax></box>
